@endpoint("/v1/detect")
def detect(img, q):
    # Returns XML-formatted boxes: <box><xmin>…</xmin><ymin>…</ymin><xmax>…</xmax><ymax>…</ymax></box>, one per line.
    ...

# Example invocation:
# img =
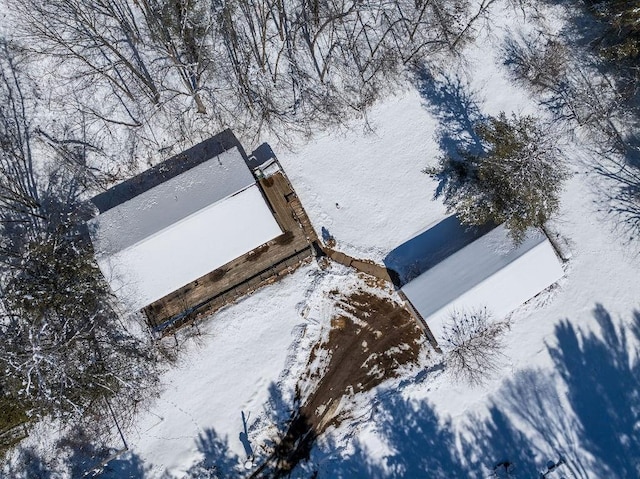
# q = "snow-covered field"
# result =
<box><xmin>124</xmin><ymin>264</ymin><xmax>318</xmax><ymax>476</ymax></box>
<box><xmin>7</xmin><ymin>1</ymin><xmax>640</xmax><ymax>477</ymax></box>
<box><xmin>276</xmin><ymin>88</ymin><xmax>447</xmax><ymax>264</ymax></box>
<box><xmin>102</xmin><ymin>2</ymin><xmax>640</xmax><ymax>477</ymax></box>
<box><xmin>97</xmin><ymin>263</ymin><xmax>369</xmax><ymax>477</ymax></box>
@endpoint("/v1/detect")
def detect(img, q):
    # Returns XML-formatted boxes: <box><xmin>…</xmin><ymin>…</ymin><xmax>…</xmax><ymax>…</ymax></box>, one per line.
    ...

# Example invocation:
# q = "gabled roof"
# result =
<box><xmin>88</xmin><ymin>138</ymin><xmax>282</xmax><ymax>311</ymax></box>
<box><xmin>91</xmin><ymin>129</ymin><xmax>248</xmax><ymax>213</ymax></box>
<box><xmin>90</xmin><ymin>147</ymin><xmax>256</xmax><ymax>256</ymax></box>
<box><xmin>401</xmin><ymin>223</ymin><xmax>564</xmax><ymax>339</ymax></box>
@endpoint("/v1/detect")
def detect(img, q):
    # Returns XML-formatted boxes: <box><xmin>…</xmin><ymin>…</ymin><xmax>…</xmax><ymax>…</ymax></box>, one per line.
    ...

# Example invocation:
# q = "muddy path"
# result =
<box><xmin>250</xmin><ymin>285</ymin><xmax>428</xmax><ymax>477</ymax></box>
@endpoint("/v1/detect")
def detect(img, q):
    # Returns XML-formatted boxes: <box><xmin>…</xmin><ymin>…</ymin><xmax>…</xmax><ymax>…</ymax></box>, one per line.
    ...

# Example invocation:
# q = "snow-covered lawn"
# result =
<box><xmin>118</xmin><ymin>5</ymin><xmax>640</xmax><ymax>475</ymax></box>
<box><xmin>117</xmin><ymin>264</ymin><xmax>316</xmax><ymax>476</ymax></box>
<box><xmin>122</xmin><ymin>112</ymin><xmax>639</xmax><ymax>479</ymax></box>
<box><xmin>270</xmin><ymin>4</ymin><xmax>639</xmax><ymax>479</ymax></box>
<box><xmin>275</xmin><ymin>89</ymin><xmax>448</xmax><ymax>264</ymax></box>
<box><xmin>9</xmin><ymin>1</ymin><xmax>640</xmax><ymax>477</ymax></box>
<box><xmin>109</xmin><ymin>263</ymin><xmax>373</xmax><ymax>478</ymax></box>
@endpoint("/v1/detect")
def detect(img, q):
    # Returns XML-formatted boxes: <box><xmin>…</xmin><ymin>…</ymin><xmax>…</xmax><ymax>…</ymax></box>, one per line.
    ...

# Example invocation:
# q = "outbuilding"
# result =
<box><xmin>88</xmin><ymin>131</ymin><xmax>283</xmax><ymax>313</ymax></box>
<box><xmin>400</xmin><ymin>221</ymin><xmax>564</xmax><ymax>341</ymax></box>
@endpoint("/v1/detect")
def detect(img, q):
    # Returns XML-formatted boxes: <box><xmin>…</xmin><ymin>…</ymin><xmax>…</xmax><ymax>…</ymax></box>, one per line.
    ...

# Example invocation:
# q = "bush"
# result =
<box><xmin>440</xmin><ymin>308</ymin><xmax>510</xmax><ymax>385</ymax></box>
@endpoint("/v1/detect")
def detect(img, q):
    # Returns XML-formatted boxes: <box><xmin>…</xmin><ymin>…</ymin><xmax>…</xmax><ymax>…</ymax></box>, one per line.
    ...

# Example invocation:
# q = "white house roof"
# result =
<box><xmin>88</xmin><ymin>147</ymin><xmax>282</xmax><ymax>311</ymax></box>
<box><xmin>401</xmin><ymin>224</ymin><xmax>564</xmax><ymax>340</ymax></box>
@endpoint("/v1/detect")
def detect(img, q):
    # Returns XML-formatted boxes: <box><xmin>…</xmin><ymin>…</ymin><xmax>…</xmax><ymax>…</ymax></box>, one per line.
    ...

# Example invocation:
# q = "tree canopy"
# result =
<box><xmin>428</xmin><ymin>112</ymin><xmax>568</xmax><ymax>242</ymax></box>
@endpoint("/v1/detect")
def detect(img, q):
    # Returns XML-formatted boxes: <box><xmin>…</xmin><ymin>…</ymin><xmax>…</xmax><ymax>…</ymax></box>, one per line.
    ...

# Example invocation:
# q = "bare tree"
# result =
<box><xmin>9</xmin><ymin>0</ymin><xmax>497</xmax><ymax>144</ymax></box>
<box><xmin>502</xmin><ymin>32</ymin><xmax>628</xmax><ymax>147</ymax></box>
<box><xmin>0</xmin><ymin>40</ymin><xmax>42</xmax><ymax>235</ymax></box>
<box><xmin>502</xmin><ymin>33</ymin><xmax>569</xmax><ymax>93</ymax></box>
<box><xmin>13</xmin><ymin>0</ymin><xmax>161</xmax><ymax>107</ymax></box>
<box><xmin>137</xmin><ymin>0</ymin><xmax>213</xmax><ymax>114</ymax></box>
<box><xmin>440</xmin><ymin>308</ymin><xmax>510</xmax><ymax>385</ymax></box>
<box><xmin>501</xmin><ymin>27</ymin><xmax>640</xmax><ymax>242</ymax></box>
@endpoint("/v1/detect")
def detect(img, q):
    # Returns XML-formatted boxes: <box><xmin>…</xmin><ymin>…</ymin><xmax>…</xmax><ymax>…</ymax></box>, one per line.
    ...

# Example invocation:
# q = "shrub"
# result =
<box><xmin>440</xmin><ymin>307</ymin><xmax>510</xmax><ymax>385</ymax></box>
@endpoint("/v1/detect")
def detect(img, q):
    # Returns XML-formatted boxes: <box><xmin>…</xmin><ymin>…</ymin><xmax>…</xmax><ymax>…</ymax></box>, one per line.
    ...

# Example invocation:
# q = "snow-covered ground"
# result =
<box><xmin>106</xmin><ymin>2</ymin><xmax>640</xmax><ymax>476</ymax></box>
<box><xmin>276</xmin><ymin>89</ymin><xmax>447</xmax><ymax>264</ymax></box>
<box><xmin>274</xmin><ymin>4</ymin><xmax>640</xmax><ymax>478</ymax></box>
<box><xmin>7</xmin><ymin>0</ymin><xmax>640</xmax><ymax>477</ymax></box>
<box><xmin>102</xmin><ymin>263</ymin><xmax>365</xmax><ymax>478</ymax></box>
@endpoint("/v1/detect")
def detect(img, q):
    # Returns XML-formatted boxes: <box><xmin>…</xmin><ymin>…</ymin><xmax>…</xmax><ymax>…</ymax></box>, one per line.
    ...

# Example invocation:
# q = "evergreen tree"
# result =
<box><xmin>0</xmin><ymin>40</ymin><xmax>160</xmax><ymax>422</ymax></box>
<box><xmin>0</xmin><ymin>225</ymin><xmax>159</xmax><ymax>417</ymax></box>
<box><xmin>427</xmin><ymin>112</ymin><xmax>568</xmax><ymax>242</ymax></box>
<box><xmin>589</xmin><ymin>0</ymin><xmax>640</xmax><ymax>72</ymax></box>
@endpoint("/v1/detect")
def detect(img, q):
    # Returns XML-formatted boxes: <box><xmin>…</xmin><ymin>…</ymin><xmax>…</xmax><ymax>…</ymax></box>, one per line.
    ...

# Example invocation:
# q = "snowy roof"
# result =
<box><xmin>90</xmin><ymin>147</ymin><xmax>256</xmax><ymax>255</ymax></box>
<box><xmin>91</xmin><ymin>129</ymin><xmax>247</xmax><ymax>213</ymax></box>
<box><xmin>401</xmin><ymin>224</ymin><xmax>564</xmax><ymax>340</ymax></box>
<box><xmin>88</xmin><ymin>146</ymin><xmax>282</xmax><ymax>311</ymax></box>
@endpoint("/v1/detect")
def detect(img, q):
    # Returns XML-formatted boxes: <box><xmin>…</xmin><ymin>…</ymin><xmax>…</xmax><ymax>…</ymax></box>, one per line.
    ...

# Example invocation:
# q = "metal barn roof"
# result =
<box><xmin>401</xmin><ymin>224</ymin><xmax>564</xmax><ymax>340</ymax></box>
<box><xmin>88</xmin><ymin>144</ymin><xmax>282</xmax><ymax>311</ymax></box>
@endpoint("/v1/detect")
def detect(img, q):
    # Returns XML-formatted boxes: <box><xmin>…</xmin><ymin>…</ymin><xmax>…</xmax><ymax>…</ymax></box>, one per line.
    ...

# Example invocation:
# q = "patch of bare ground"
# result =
<box><xmin>251</xmin><ymin>287</ymin><xmax>427</xmax><ymax>477</ymax></box>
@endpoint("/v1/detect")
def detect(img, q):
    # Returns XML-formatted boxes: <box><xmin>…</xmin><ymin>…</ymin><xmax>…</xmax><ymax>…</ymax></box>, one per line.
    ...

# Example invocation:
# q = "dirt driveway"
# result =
<box><xmin>251</xmin><ymin>280</ymin><xmax>429</xmax><ymax>477</ymax></box>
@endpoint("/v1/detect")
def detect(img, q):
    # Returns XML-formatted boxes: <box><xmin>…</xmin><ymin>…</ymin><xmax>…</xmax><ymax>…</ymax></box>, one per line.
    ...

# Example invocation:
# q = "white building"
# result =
<box><xmin>401</xmin><ymin>222</ymin><xmax>564</xmax><ymax>341</ymax></box>
<box><xmin>88</xmin><ymin>136</ymin><xmax>282</xmax><ymax>312</ymax></box>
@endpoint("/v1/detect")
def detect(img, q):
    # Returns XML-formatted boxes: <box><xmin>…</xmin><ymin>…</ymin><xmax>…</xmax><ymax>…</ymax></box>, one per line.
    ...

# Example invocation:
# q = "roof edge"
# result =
<box><xmin>414</xmin><ymin>236</ymin><xmax>562</xmax><ymax>326</ymax></box>
<box><xmin>91</xmin><ymin>182</ymin><xmax>258</xmax><ymax>261</ymax></box>
<box><xmin>400</xmin><ymin>225</ymin><xmax>548</xmax><ymax>315</ymax></box>
<box><xmin>91</xmin><ymin>129</ymin><xmax>248</xmax><ymax>213</ymax></box>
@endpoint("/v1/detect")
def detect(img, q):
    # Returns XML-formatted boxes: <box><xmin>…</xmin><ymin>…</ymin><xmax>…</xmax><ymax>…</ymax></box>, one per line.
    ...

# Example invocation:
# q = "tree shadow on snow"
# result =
<box><xmin>499</xmin><ymin>5</ymin><xmax>640</xmax><ymax>243</ymax></box>
<box><xmin>477</xmin><ymin>305</ymin><xmax>639</xmax><ymax>478</ymax></box>
<box><xmin>414</xmin><ymin>68</ymin><xmax>486</xmax><ymax>164</ymax></box>
<box><xmin>98</xmin><ymin>451</ymin><xmax>148</xmax><ymax>479</ymax></box>
<box><xmin>547</xmin><ymin>304</ymin><xmax>640</xmax><ymax>478</ymax></box>
<box><xmin>471</xmin><ymin>371</ymin><xmax>587</xmax><ymax>479</ymax></box>
<box><xmin>412</xmin><ymin>68</ymin><xmax>488</xmax><ymax>210</ymax></box>
<box><xmin>2</xmin><ymin>447</ymin><xmax>53</xmax><ymax>479</ymax></box>
<box><xmin>183</xmin><ymin>383</ymin><xmax>301</xmax><ymax>478</ymax></box>
<box><xmin>305</xmin><ymin>390</ymin><xmax>541</xmax><ymax>478</ymax></box>
<box><xmin>593</xmin><ymin>163</ymin><xmax>640</xmax><ymax>247</ymax></box>
<box><xmin>486</xmin><ymin>304</ymin><xmax>640</xmax><ymax>478</ymax></box>
<box><xmin>183</xmin><ymin>428</ymin><xmax>242</xmax><ymax>479</ymax></box>
<box><xmin>468</xmin><ymin>305</ymin><xmax>640</xmax><ymax>479</ymax></box>
<box><xmin>304</xmin><ymin>390</ymin><xmax>470</xmax><ymax>478</ymax></box>
<box><xmin>57</xmin><ymin>427</ymin><xmax>149</xmax><ymax>479</ymax></box>
<box><xmin>299</xmin><ymin>304</ymin><xmax>640</xmax><ymax>479</ymax></box>
<box><xmin>2</xmin><ymin>437</ymin><xmax>148</xmax><ymax>478</ymax></box>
